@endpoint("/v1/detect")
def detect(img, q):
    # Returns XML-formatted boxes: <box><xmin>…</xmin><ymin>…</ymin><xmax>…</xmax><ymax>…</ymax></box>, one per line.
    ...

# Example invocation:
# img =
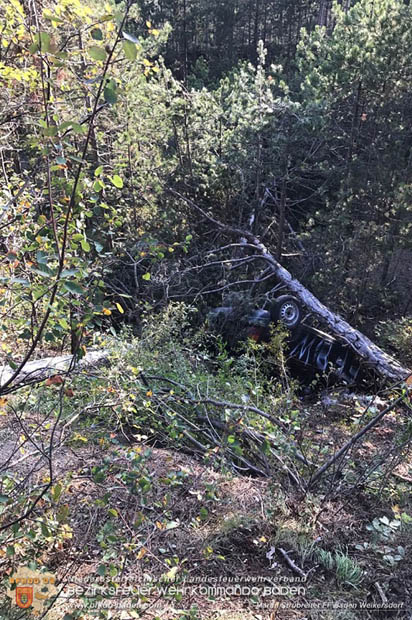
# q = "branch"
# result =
<box><xmin>308</xmin><ymin>388</ymin><xmax>411</xmax><ymax>487</ymax></box>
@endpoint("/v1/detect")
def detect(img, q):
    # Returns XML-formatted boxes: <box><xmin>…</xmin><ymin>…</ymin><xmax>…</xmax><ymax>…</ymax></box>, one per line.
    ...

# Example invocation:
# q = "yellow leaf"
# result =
<box><xmin>151</xmin><ymin>29</ymin><xmax>160</xmax><ymax>37</ymax></box>
<box><xmin>146</xmin><ymin>390</ymin><xmax>153</xmax><ymax>398</ymax></box>
<box><xmin>164</xmin><ymin>566</ymin><xmax>178</xmax><ymax>581</ymax></box>
<box><xmin>137</xmin><ymin>547</ymin><xmax>147</xmax><ymax>560</ymax></box>
<box><xmin>62</xmin><ymin>524</ymin><xmax>73</xmax><ymax>539</ymax></box>
<box><xmin>146</xmin><ymin>20</ymin><xmax>152</xmax><ymax>28</ymax></box>
<box><xmin>392</xmin><ymin>504</ymin><xmax>401</xmax><ymax>516</ymax></box>
<box><xmin>10</xmin><ymin>0</ymin><xmax>24</xmax><ymax>16</ymax></box>
<box><xmin>73</xmin><ymin>433</ymin><xmax>88</xmax><ymax>443</ymax></box>
<box><xmin>116</xmin><ymin>302</ymin><xmax>124</xmax><ymax>314</ymax></box>
<box><xmin>102</xmin><ymin>308</ymin><xmax>112</xmax><ymax>315</ymax></box>
<box><xmin>156</xmin><ymin>521</ymin><xmax>164</xmax><ymax>530</ymax></box>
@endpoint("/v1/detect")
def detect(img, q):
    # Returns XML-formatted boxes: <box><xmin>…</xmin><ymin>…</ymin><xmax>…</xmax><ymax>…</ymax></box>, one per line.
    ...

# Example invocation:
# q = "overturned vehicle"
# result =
<box><xmin>209</xmin><ymin>295</ymin><xmax>368</xmax><ymax>386</ymax></box>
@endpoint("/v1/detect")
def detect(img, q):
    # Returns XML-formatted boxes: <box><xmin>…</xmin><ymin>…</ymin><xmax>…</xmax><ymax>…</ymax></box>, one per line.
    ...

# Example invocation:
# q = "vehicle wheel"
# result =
<box><xmin>271</xmin><ymin>295</ymin><xmax>302</xmax><ymax>328</ymax></box>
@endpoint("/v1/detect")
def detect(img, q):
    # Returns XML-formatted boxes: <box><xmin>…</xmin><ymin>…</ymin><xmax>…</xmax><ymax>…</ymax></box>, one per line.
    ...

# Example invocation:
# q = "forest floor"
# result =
<box><xmin>0</xmin><ymin>381</ymin><xmax>411</xmax><ymax>620</ymax></box>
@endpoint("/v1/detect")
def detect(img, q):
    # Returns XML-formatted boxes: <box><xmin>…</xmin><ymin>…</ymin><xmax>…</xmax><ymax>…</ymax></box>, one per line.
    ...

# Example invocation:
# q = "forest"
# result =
<box><xmin>0</xmin><ymin>0</ymin><xmax>411</xmax><ymax>618</ymax></box>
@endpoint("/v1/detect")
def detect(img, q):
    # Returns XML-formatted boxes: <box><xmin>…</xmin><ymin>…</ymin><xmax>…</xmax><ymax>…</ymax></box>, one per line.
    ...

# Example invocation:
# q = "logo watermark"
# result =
<box><xmin>7</xmin><ymin>568</ymin><xmax>57</xmax><ymax>613</ymax></box>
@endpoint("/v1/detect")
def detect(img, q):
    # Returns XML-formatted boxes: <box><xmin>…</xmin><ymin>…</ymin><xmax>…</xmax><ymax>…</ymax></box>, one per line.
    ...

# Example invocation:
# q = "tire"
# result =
<box><xmin>271</xmin><ymin>295</ymin><xmax>302</xmax><ymax>328</ymax></box>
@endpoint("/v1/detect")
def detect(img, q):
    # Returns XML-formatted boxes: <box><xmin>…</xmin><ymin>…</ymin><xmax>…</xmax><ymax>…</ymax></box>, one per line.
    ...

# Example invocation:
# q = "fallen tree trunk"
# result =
<box><xmin>170</xmin><ymin>189</ymin><xmax>411</xmax><ymax>383</ymax></box>
<box><xmin>0</xmin><ymin>351</ymin><xmax>109</xmax><ymax>394</ymax></box>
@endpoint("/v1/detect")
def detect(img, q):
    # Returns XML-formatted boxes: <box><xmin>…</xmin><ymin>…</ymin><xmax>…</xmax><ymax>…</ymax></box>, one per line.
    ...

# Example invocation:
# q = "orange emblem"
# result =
<box><xmin>16</xmin><ymin>586</ymin><xmax>33</xmax><ymax>609</ymax></box>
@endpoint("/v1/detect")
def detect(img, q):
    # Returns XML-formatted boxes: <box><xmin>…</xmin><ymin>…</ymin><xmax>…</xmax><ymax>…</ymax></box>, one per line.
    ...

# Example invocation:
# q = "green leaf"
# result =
<box><xmin>39</xmin><ymin>32</ymin><xmax>51</xmax><ymax>52</ymax></box>
<box><xmin>110</xmin><ymin>175</ymin><xmax>124</xmax><ymax>189</ymax></box>
<box><xmin>94</xmin><ymin>165</ymin><xmax>104</xmax><ymax>177</ymax></box>
<box><xmin>7</xmin><ymin>546</ymin><xmax>15</xmax><ymax>557</ymax></box>
<box><xmin>36</xmin><ymin>251</ymin><xmax>49</xmax><ymax>264</ymax></box>
<box><xmin>104</xmin><ymin>86</ymin><xmax>117</xmax><ymax>104</ymax></box>
<box><xmin>29</xmin><ymin>41</ymin><xmax>39</xmax><ymax>54</ymax></box>
<box><xmin>57</xmin><ymin>120</ymin><xmax>85</xmax><ymax>135</ymax></box>
<box><xmin>61</xmin><ymin>269</ymin><xmax>79</xmax><ymax>277</ymax></box>
<box><xmin>53</xmin><ymin>483</ymin><xmax>63</xmax><ymax>501</ymax></box>
<box><xmin>97</xmin><ymin>565</ymin><xmax>106</xmax><ymax>577</ymax></box>
<box><xmin>56</xmin><ymin>156</ymin><xmax>66</xmax><ymax>165</ymax></box>
<box><xmin>31</xmin><ymin>264</ymin><xmax>54</xmax><ymax>277</ymax></box>
<box><xmin>123</xmin><ymin>39</ymin><xmax>137</xmax><ymax>61</ymax></box>
<box><xmin>91</xmin><ymin>28</ymin><xmax>103</xmax><ymax>40</ymax></box>
<box><xmin>93</xmin><ymin>180</ymin><xmax>104</xmax><ymax>192</ymax></box>
<box><xmin>70</xmin><ymin>123</ymin><xmax>87</xmax><ymax>135</ymax></box>
<box><xmin>68</xmin><ymin>154</ymin><xmax>85</xmax><ymax>164</ymax></box>
<box><xmin>57</xmin><ymin>504</ymin><xmax>69</xmax><ymax>523</ymax></box>
<box><xmin>63</xmin><ymin>281</ymin><xmax>84</xmax><ymax>295</ymax></box>
<box><xmin>88</xmin><ymin>46</ymin><xmax>107</xmax><ymax>61</ymax></box>
<box><xmin>59</xmin><ymin>318</ymin><xmax>70</xmax><ymax>330</ymax></box>
<box><xmin>42</xmin><ymin>125</ymin><xmax>58</xmax><ymax>137</ymax></box>
<box><xmin>11</xmin><ymin>277</ymin><xmax>29</xmax><ymax>286</ymax></box>
<box><xmin>81</xmin><ymin>239</ymin><xmax>91</xmax><ymax>252</ymax></box>
<box><xmin>142</xmin><ymin>273</ymin><xmax>151</xmax><ymax>281</ymax></box>
<box><xmin>44</xmin><ymin>13</ymin><xmax>64</xmax><ymax>24</ymax></box>
<box><xmin>0</xmin><ymin>495</ymin><xmax>8</xmax><ymax>504</ymax></box>
<box><xmin>227</xmin><ymin>435</ymin><xmax>236</xmax><ymax>444</ymax></box>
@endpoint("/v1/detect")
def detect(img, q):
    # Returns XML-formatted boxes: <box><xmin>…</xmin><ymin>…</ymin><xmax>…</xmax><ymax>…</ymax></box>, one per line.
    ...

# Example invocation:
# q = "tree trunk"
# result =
<box><xmin>244</xmin><ymin>232</ymin><xmax>410</xmax><ymax>381</ymax></box>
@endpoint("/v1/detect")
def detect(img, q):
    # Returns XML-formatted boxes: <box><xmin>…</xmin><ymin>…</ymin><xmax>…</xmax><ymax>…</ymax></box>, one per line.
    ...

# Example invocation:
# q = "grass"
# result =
<box><xmin>316</xmin><ymin>548</ymin><xmax>363</xmax><ymax>588</ymax></box>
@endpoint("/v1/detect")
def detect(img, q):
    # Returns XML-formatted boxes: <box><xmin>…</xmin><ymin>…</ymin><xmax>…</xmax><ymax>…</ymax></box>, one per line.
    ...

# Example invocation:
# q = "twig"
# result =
<box><xmin>375</xmin><ymin>582</ymin><xmax>388</xmax><ymax>604</ymax></box>
<box><xmin>278</xmin><ymin>547</ymin><xmax>307</xmax><ymax>579</ymax></box>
